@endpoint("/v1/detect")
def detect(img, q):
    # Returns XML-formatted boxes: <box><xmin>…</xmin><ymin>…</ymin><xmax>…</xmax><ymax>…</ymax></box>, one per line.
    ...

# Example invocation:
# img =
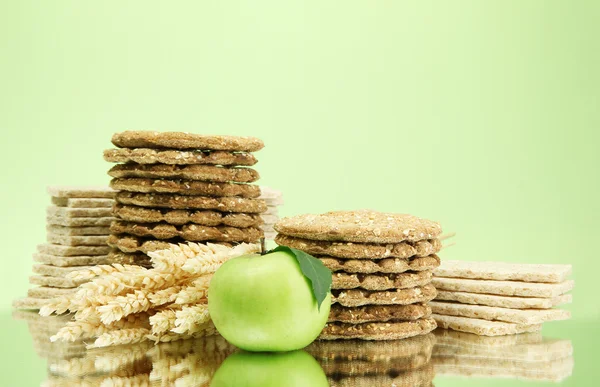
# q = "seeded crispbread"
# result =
<box><xmin>430</xmin><ymin>301</ymin><xmax>571</xmax><ymax>325</ymax></box>
<box><xmin>33</xmin><ymin>253</ymin><xmax>110</xmax><ymax>267</ymax></box>
<box><xmin>110</xmin><ymin>220</ymin><xmax>263</xmax><ymax>243</ymax></box>
<box><xmin>29</xmin><ymin>275</ymin><xmax>86</xmax><ymax>288</ymax></box>
<box><xmin>37</xmin><ymin>244</ymin><xmax>111</xmax><ymax>257</ymax></box>
<box><xmin>435</xmin><ymin>290</ymin><xmax>572</xmax><ymax>309</ymax></box>
<box><xmin>328</xmin><ymin>303</ymin><xmax>431</xmax><ymax>324</ymax></box>
<box><xmin>115</xmin><ymin>192</ymin><xmax>267</xmax><ymax>213</ymax></box>
<box><xmin>47</xmin><ymin>186</ymin><xmax>115</xmax><ymax>198</ymax></box>
<box><xmin>51</xmin><ymin>197</ymin><xmax>114</xmax><ymax>208</ymax></box>
<box><xmin>275</xmin><ymin>234</ymin><xmax>441</xmax><ymax>259</ymax></box>
<box><xmin>332</xmin><ymin>271</ymin><xmax>433</xmax><ymax>291</ymax></box>
<box><xmin>104</xmin><ymin>147</ymin><xmax>258</xmax><ymax>165</ymax></box>
<box><xmin>275</xmin><ymin>210</ymin><xmax>442</xmax><ymax>243</ymax></box>
<box><xmin>110</xmin><ymin>178</ymin><xmax>261</xmax><ymax>198</ymax></box>
<box><xmin>108</xmin><ymin>163</ymin><xmax>260</xmax><ymax>183</ymax></box>
<box><xmin>46</xmin><ymin>233</ymin><xmax>108</xmax><ymax>246</ymax></box>
<box><xmin>111</xmin><ymin>131</ymin><xmax>264</xmax><ymax>151</ymax></box>
<box><xmin>46</xmin><ymin>225</ymin><xmax>110</xmax><ymax>236</ymax></box>
<box><xmin>435</xmin><ymin>260</ymin><xmax>572</xmax><ymax>284</ymax></box>
<box><xmin>332</xmin><ymin>284</ymin><xmax>437</xmax><ymax>307</ymax></box>
<box><xmin>47</xmin><ymin>206</ymin><xmax>113</xmax><ymax>218</ymax></box>
<box><xmin>33</xmin><ymin>264</ymin><xmax>93</xmax><ymax>278</ymax></box>
<box><xmin>46</xmin><ymin>215</ymin><xmax>114</xmax><ymax>227</ymax></box>
<box><xmin>320</xmin><ymin>318</ymin><xmax>437</xmax><ymax>340</ymax></box>
<box><xmin>107</xmin><ymin>250</ymin><xmax>152</xmax><ymax>267</ymax></box>
<box><xmin>432</xmin><ymin>277</ymin><xmax>574</xmax><ymax>298</ymax></box>
<box><xmin>432</xmin><ymin>314</ymin><xmax>542</xmax><ymax>336</ymax></box>
<box><xmin>112</xmin><ymin>204</ymin><xmax>263</xmax><ymax>227</ymax></box>
<box><xmin>320</xmin><ymin>255</ymin><xmax>440</xmax><ymax>274</ymax></box>
<box><xmin>28</xmin><ymin>287</ymin><xmax>77</xmax><ymax>299</ymax></box>
<box><xmin>12</xmin><ymin>297</ymin><xmax>50</xmax><ymax>310</ymax></box>
<box><xmin>108</xmin><ymin>234</ymin><xmax>232</xmax><ymax>254</ymax></box>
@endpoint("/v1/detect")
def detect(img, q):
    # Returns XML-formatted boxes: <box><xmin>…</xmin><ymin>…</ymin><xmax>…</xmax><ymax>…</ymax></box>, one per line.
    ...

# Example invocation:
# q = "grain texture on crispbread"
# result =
<box><xmin>28</xmin><ymin>287</ymin><xmax>77</xmax><ymax>299</ymax></box>
<box><xmin>33</xmin><ymin>264</ymin><xmax>93</xmax><ymax>278</ymax></box>
<box><xmin>317</xmin><ymin>348</ymin><xmax>431</xmax><ymax>374</ymax></box>
<box><xmin>46</xmin><ymin>215</ymin><xmax>114</xmax><ymax>227</ymax></box>
<box><xmin>433</xmin><ymin>314</ymin><xmax>542</xmax><ymax>336</ymax></box>
<box><xmin>113</xmin><ymin>204</ymin><xmax>263</xmax><ymax>227</ymax></box>
<box><xmin>46</xmin><ymin>233</ymin><xmax>108</xmax><ymax>246</ymax></box>
<box><xmin>107</xmin><ymin>250</ymin><xmax>152</xmax><ymax>267</ymax></box>
<box><xmin>12</xmin><ymin>297</ymin><xmax>49</xmax><ymax>310</ymax></box>
<box><xmin>320</xmin><ymin>255</ymin><xmax>440</xmax><ymax>274</ymax></box>
<box><xmin>435</xmin><ymin>260</ymin><xmax>572</xmax><ymax>283</ymax></box>
<box><xmin>275</xmin><ymin>210</ymin><xmax>441</xmax><ymax>243</ymax></box>
<box><xmin>51</xmin><ymin>197</ymin><xmax>114</xmax><ymax>208</ymax></box>
<box><xmin>332</xmin><ymin>284</ymin><xmax>437</xmax><ymax>307</ymax></box>
<box><xmin>46</xmin><ymin>225</ymin><xmax>110</xmax><ymax>236</ymax></box>
<box><xmin>110</xmin><ymin>178</ymin><xmax>261</xmax><ymax>198</ymax></box>
<box><xmin>104</xmin><ymin>147</ymin><xmax>258</xmax><ymax>165</ymax></box>
<box><xmin>329</xmin><ymin>303</ymin><xmax>431</xmax><ymax>323</ymax></box>
<box><xmin>324</xmin><ymin>363</ymin><xmax>435</xmax><ymax>387</ymax></box>
<box><xmin>115</xmin><ymin>192</ymin><xmax>267</xmax><ymax>213</ymax></box>
<box><xmin>430</xmin><ymin>301</ymin><xmax>571</xmax><ymax>324</ymax></box>
<box><xmin>332</xmin><ymin>271</ymin><xmax>433</xmax><ymax>290</ymax></box>
<box><xmin>111</xmin><ymin>131</ymin><xmax>264</xmax><ymax>151</ymax></box>
<box><xmin>435</xmin><ymin>290</ymin><xmax>572</xmax><ymax>309</ymax></box>
<box><xmin>33</xmin><ymin>253</ymin><xmax>110</xmax><ymax>267</ymax></box>
<box><xmin>47</xmin><ymin>206</ymin><xmax>113</xmax><ymax>218</ymax></box>
<box><xmin>108</xmin><ymin>235</ymin><xmax>232</xmax><ymax>254</ymax></box>
<box><xmin>432</xmin><ymin>277</ymin><xmax>574</xmax><ymax>298</ymax></box>
<box><xmin>320</xmin><ymin>318</ymin><xmax>437</xmax><ymax>340</ymax></box>
<box><xmin>275</xmin><ymin>234</ymin><xmax>441</xmax><ymax>259</ymax></box>
<box><xmin>110</xmin><ymin>220</ymin><xmax>263</xmax><ymax>242</ymax></box>
<box><xmin>108</xmin><ymin>164</ymin><xmax>260</xmax><ymax>182</ymax></box>
<box><xmin>37</xmin><ymin>243</ymin><xmax>111</xmax><ymax>257</ymax></box>
<box><xmin>29</xmin><ymin>275</ymin><xmax>86</xmax><ymax>288</ymax></box>
<box><xmin>46</xmin><ymin>186</ymin><xmax>115</xmax><ymax>198</ymax></box>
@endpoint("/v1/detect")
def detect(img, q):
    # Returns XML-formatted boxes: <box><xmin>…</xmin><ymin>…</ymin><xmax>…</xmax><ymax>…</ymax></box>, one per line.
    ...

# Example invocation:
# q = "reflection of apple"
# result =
<box><xmin>210</xmin><ymin>350</ymin><xmax>328</xmax><ymax>387</ymax></box>
<box><xmin>208</xmin><ymin>249</ymin><xmax>331</xmax><ymax>352</ymax></box>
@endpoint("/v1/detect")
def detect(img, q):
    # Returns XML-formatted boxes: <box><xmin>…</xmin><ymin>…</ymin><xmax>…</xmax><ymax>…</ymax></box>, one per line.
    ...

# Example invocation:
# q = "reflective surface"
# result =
<box><xmin>2</xmin><ymin>310</ymin><xmax>596</xmax><ymax>386</ymax></box>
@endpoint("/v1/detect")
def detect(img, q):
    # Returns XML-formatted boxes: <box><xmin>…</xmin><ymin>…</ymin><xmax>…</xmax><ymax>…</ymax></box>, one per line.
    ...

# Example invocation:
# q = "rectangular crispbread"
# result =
<box><xmin>12</xmin><ymin>297</ymin><xmax>49</xmax><ymax>310</ymax></box>
<box><xmin>47</xmin><ymin>186</ymin><xmax>115</xmax><ymax>198</ymax></box>
<box><xmin>37</xmin><ymin>244</ymin><xmax>111</xmax><ymax>257</ymax></box>
<box><xmin>432</xmin><ymin>277</ymin><xmax>574</xmax><ymax>298</ymax></box>
<box><xmin>434</xmin><ymin>260</ymin><xmax>571</xmax><ymax>283</ymax></box>
<box><xmin>432</xmin><ymin>314</ymin><xmax>542</xmax><ymax>336</ymax></box>
<box><xmin>434</xmin><ymin>329</ymin><xmax>544</xmax><ymax>348</ymax></box>
<box><xmin>33</xmin><ymin>264</ymin><xmax>93</xmax><ymax>278</ymax></box>
<box><xmin>47</xmin><ymin>215</ymin><xmax>114</xmax><ymax>227</ymax></box>
<box><xmin>28</xmin><ymin>286</ymin><xmax>77</xmax><ymax>299</ymax></box>
<box><xmin>29</xmin><ymin>275</ymin><xmax>86</xmax><ymax>288</ymax></box>
<box><xmin>47</xmin><ymin>206</ymin><xmax>113</xmax><ymax>218</ymax></box>
<box><xmin>33</xmin><ymin>253</ymin><xmax>110</xmax><ymax>267</ymax></box>
<box><xmin>46</xmin><ymin>225</ymin><xmax>110</xmax><ymax>236</ymax></box>
<box><xmin>430</xmin><ymin>301</ymin><xmax>570</xmax><ymax>325</ymax></box>
<box><xmin>51</xmin><ymin>197</ymin><xmax>114</xmax><ymax>208</ymax></box>
<box><xmin>46</xmin><ymin>233</ymin><xmax>108</xmax><ymax>246</ymax></box>
<box><xmin>435</xmin><ymin>290</ymin><xmax>572</xmax><ymax>309</ymax></box>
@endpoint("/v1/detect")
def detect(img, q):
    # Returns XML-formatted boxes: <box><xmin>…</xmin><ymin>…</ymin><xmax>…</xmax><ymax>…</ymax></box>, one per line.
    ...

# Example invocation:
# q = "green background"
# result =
<box><xmin>0</xmin><ymin>1</ymin><xmax>598</xmax><ymax>385</ymax></box>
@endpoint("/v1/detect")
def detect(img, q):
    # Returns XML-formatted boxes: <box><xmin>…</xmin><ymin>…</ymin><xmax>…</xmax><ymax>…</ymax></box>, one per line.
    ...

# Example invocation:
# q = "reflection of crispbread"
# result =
<box><xmin>332</xmin><ymin>284</ymin><xmax>437</xmax><ymax>307</ymax></box>
<box><xmin>320</xmin><ymin>318</ymin><xmax>437</xmax><ymax>340</ymax></box>
<box><xmin>46</xmin><ymin>233</ymin><xmax>108</xmax><ymax>246</ymax></box>
<box><xmin>47</xmin><ymin>186</ymin><xmax>115</xmax><ymax>198</ymax></box>
<box><xmin>37</xmin><ymin>243</ymin><xmax>111</xmax><ymax>256</ymax></box>
<box><xmin>110</xmin><ymin>220</ymin><xmax>263</xmax><ymax>242</ymax></box>
<box><xmin>329</xmin><ymin>303</ymin><xmax>431</xmax><ymax>323</ymax></box>
<box><xmin>435</xmin><ymin>260</ymin><xmax>572</xmax><ymax>283</ymax></box>
<box><xmin>436</xmin><ymin>290</ymin><xmax>572</xmax><ymax>309</ymax></box>
<box><xmin>332</xmin><ymin>271</ymin><xmax>432</xmax><ymax>290</ymax></box>
<box><xmin>275</xmin><ymin>210</ymin><xmax>442</xmax><ymax>243</ymax></box>
<box><xmin>47</xmin><ymin>215</ymin><xmax>114</xmax><ymax>227</ymax></box>
<box><xmin>51</xmin><ymin>197</ymin><xmax>114</xmax><ymax>208</ymax></box>
<box><xmin>326</xmin><ymin>363</ymin><xmax>435</xmax><ymax>387</ymax></box>
<box><xmin>318</xmin><ymin>347</ymin><xmax>430</xmax><ymax>374</ymax></box>
<box><xmin>29</xmin><ymin>275</ymin><xmax>86</xmax><ymax>288</ymax></box>
<box><xmin>33</xmin><ymin>264</ymin><xmax>92</xmax><ymax>277</ymax></box>
<box><xmin>113</xmin><ymin>204</ymin><xmax>263</xmax><ymax>227</ymax></box>
<box><xmin>433</xmin><ymin>328</ymin><xmax>544</xmax><ymax>348</ymax></box>
<box><xmin>432</xmin><ymin>277</ymin><xmax>574</xmax><ymax>298</ymax></box>
<box><xmin>33</xmin><ymin>253</ymin><xmax>110</xmax><ymax>267</ymax></box>
<box><xmin>47</xmin><ymin>206</ymin><xmax>113</xmax><ymax>218</ymax></box>
<box><xmin>47</xmin><ymin>225</ymin><xmax>110</xmax><ymax>236</ymax></box>
<box><xmin>111</xmin><ymin>131</ymin><xmax>265</xmax><ymax>152</ymax></box>
<box><xmin>321</xmin><ymin>255</ymin><xmax>440</xmax><ymax>274</ymax></box>
<box><xmin>108</xmin><ymin>164</ymin><xmax>260</xmax><ymax>182</ymax></box>
<box><xmin>110</xmin><ymin>178</ymin><xmax>260</xmax><ymax>198</ymax></box>
<box><xmin>432</xmin><ymin>314</ymin><xmax>542</xmax><ymax>336</ymax></box>
<box><xmin>430</xmin><ymin>301</ymin><xmax>571</xmax><ymax>325</ymax></box>
<box><xmin>275</xmin><ymin>234</ymin><xmax>441</xmax><ymax>259</ymax></box>
<box><xmin>116</xmin><ymin>192</ymin><xmax>267</xmax><ymax>213</ymax></box>
<box><xmin>108</xmin><ymin>234</ymin><xmax>232</xmax><ymax>254</ymax></box>
<box><xmin>28</xmin><ymin>286</ymin><xmax>77</xmax><ymax>299</ymax></box>
<box><xmin>104</xmin><ymin>147</ymin><xmax>258</xmax><ymax>165</ymax></box>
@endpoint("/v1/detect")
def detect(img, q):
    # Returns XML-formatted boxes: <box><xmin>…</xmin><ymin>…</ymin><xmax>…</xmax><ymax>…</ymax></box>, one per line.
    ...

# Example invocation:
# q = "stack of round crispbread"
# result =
<box><xmin>258</xmin><ymin>186</ymin><xmax>283</xmax><ymax>239</ymax></box>
<box><xmin>274</xmin><ymin>210</ymin><xmax>443</xmax><ymax>341</ymax></box>
<box><xmin>104</xmin><ymin>131</ymin><xmax>267</xmax><ymax>262</ymax></box>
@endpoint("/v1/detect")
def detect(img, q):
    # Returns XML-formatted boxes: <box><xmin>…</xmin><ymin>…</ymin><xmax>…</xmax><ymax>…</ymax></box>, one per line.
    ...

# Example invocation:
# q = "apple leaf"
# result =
<box><xmin>269</xmin><ymin>246</ymin><xmax>332</xmax><ymax>311</ymax></box>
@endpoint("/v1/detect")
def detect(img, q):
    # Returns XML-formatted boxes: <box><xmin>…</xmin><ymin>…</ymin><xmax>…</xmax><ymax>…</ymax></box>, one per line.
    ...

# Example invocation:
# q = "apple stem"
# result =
<box><xmin>260</xmin><ymin>238</ymin><xmax>266</xmax><ymax>255</ymax></box>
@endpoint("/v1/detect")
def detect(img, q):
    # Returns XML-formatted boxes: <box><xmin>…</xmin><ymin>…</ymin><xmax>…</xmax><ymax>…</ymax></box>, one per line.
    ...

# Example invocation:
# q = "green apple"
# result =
<box><xmin>208</xmin><ymin>249</ymin><xmax>331</xmax><ymax>352</ymax></box>
<box><xmin>210</xmin><ymin>350</ymin><xmax>328</xmax><ymax>387</ymax></box>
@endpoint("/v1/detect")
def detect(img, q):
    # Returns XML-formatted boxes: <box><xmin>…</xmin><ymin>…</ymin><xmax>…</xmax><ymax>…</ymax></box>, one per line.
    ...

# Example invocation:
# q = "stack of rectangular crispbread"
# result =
<box><xmin>258</xmin><ymin>186</ymin><xmax>283</xmax><ymax>240</ymax></box>
<box><xmin>432</xmin><ymin>329</ymin><xmax>573</xmax><ymax>382</ymax></box>
<box><xmin>431</xmin><ymin>260</ymin><xmax>572</xmax><ymax>336</ymax></box>
<box><xmin>13</xmin><ymin>186</ymin><xmax>119</xmax><ymax>310</ymax></box>
<box><xmin>274</xmin><ymin>210</ymin><xmax>443</xmax><ymax>340</ymax></box>
<box><xmin>104</xmin><ymin>131</ymin><xmax>267</xmax><ymax>261</ymax></box>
